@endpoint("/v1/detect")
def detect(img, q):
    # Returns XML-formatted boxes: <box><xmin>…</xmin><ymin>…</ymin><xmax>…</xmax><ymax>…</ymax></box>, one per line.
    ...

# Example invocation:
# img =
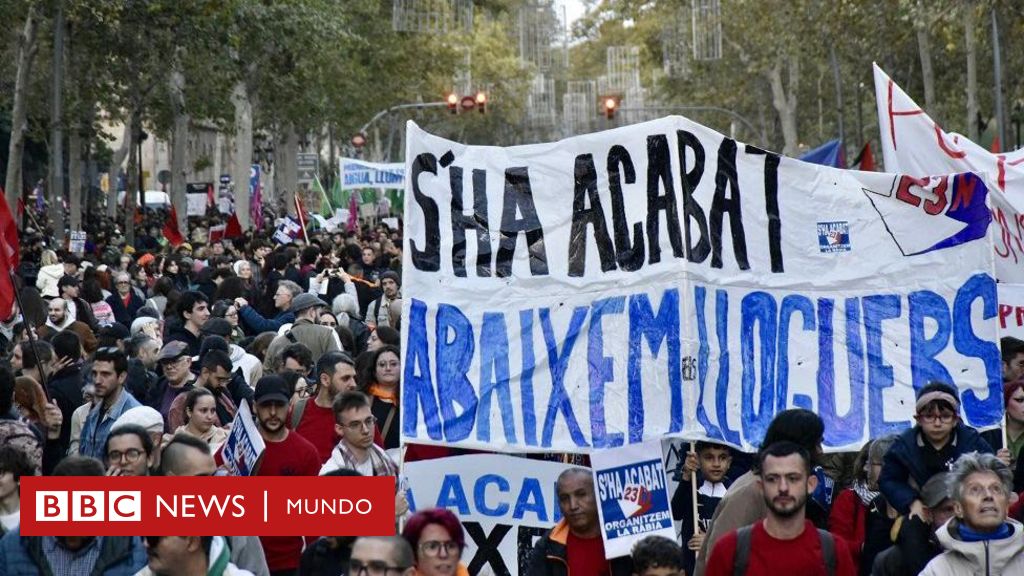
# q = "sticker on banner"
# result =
<box><xmin>817</xmin><ymin>221</ymin><xmax>851</xmax><ymax>253</ymax></box>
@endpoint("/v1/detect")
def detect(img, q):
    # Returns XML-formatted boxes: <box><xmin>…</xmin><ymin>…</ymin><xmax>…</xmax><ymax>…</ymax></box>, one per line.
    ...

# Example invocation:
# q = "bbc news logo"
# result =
<box><xmin>36</xmin><ymin>491</ymin><xmax>142</xmax><ymax>522</ymax></box>
<box><xmin>21</xmin><ymin>476</ymin><xmax>395</xmax><ymax>536</ymax></box>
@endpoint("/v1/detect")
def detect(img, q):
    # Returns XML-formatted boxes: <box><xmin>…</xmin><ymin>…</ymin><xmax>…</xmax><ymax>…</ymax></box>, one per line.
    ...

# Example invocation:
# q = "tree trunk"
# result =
<box><xmin>169</xmin><ymin>59</ymin><xmax>189</xmax><ymax>234</ymax></box>
<box><xmin>916</xmin><ymin>0</ymin><xmax>935</xmax><ymax>114</ymax></box>
<box><xmin>49</xmin><ymin>2</ymin><xmax>66</xmax><ymax>246</ymax></box>
<box><xmin>107</xmin><ymin>121</ymin><xmax>131</xmax><ymax>218</ymax></box>
<box><xmin>231</xmin><ymin>80</ymin><xmax>253</xmax><ymax>229</ymax></box>
<box><xmin>965</xmin><ymin>1</ymin><xmax>979</xmax><ymax>141</ymax></box>
<box><xmin>5</xmin><ymin>4</ymin><xmax>39</xmax><ymax>215</ymax></box>
<box><xmin>276</xmin><ymin>124</ymin><xmax>298</xmax><ymax>216</ymax></box>
<box><xmin>68</xmin><ymin>128</ymin><xmax>82</xmax><ymax>232</ymax></box>
<box><xmin>767</xmin><ymin>53</ymin><xmax>799</xmax><ymax>157</ymax></box>
<box><xmin>125</xmin><ymin>113</ymin><xmax>139</xmax><ymax>246</ymax></box>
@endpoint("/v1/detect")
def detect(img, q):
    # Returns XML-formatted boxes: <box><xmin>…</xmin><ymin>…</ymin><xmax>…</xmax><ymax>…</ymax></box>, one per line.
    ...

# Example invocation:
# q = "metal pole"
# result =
<box><xmin>9</xmin><ymin>270</ymin><xmax>50</xmax><ymax>395</ymax></box>
<box><xmin>992</xmin><ymin>7</ymin><xmax>1007</xmax><ymax>149</ymax></box>
<box><xmin>359</xmin><ymin>102</ymin><xmax>447</xmax><ymax>137</ymax></box>
<box><xmin>856</xmin><ymin>82</ymin><xmax>864</xmax><ymax>146</ymax></box>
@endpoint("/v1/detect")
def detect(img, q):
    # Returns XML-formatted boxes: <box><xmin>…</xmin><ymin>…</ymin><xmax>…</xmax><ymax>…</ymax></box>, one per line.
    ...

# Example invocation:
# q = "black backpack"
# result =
<box><xmin>733</xmin><ymin>524</ymin><xmax>836</xmax><ymax>576</ymax></box>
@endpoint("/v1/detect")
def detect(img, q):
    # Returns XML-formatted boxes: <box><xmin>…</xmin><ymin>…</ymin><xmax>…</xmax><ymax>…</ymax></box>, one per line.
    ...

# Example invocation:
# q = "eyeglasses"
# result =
<box><xmin>107</xmin><ymin>448</ymin><xmax>145</xmax><ymax>463</ymax></box>
<box><xmin>348</xmin><ymin>560</ymin><xmax>410</xmax><ymax>576</ymax></box>
<box><xmin>419</xmin><ymin>540</ymin><xmax>460</xmax><ymax>557</ymax></box>
<box><xmin>917</xmin><ymin>412</ymin><xmax>956</xmax><ymax>423</ymax></box>
<box><xmin>225</xmin><ymin>311</ymin><xmax>238</xmax><ymax>318</ymax></box>
<box><xmin>343</xmin><ymin>416</ymin><xmax>377</xmax><ymax>431</ymax></box>
<box><xmin>964</xmin><ymin>483</ymin><xmax>1007</xmax><ymax>499</ymax></box>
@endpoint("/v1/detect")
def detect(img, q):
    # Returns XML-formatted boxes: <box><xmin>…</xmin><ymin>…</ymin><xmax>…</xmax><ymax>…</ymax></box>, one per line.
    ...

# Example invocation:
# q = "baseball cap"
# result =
<box><xmin>156</xmin><ymin>341</ymin><xmax>190</xmax><ymax>363</ymax></box>
<box><xmin>202</xmin><ymin>317</ymin><xmax>233</xmax><ymax>339</ymax></box>
<box><xmin>920</xmin><ymin>472</ymin><xmax>952</xmax><ymax>508</ymax></box>
<box><xmin>290</xmin><ymin>293</ymin><xmax>327</xmax><ymax>314</ymax></box>
<box><xmin>254</xmin><ymin>375</ymin><xmax>291</xmax><ymax>405</ymax></box>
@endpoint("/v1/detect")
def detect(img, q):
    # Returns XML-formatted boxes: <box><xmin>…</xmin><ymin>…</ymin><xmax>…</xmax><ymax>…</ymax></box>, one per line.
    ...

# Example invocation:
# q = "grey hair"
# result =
<box><xmin>277</xmin><ymin>280</ymin><xmax>302</xmax><ymax>298</ymax></box>
<box><xmin>354</xmin><ymin>536</ymin><xmax>414</xmax><ymax>569</ymax></box>
<box><xmin>947</xmin><ymin>452</ymin><xmax>1013</xmax><ymax>502</ymax></box>
<box><xmin>868</xmin><ymin>434</ymin><xmax>898</xmax><ymax>463</ymax></box>
<box><xmin>332</xmin><ymin>293</ymin><xmax>360</xmax><ymax>321</ymax></box>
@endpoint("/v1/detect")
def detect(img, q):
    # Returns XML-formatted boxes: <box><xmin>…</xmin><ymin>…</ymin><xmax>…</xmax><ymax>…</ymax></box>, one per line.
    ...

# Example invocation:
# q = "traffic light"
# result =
<box><xmin>603</xmin><ymin>96</ymin><xmax>619</xmax><ymax>120</ymax></box>
<box><xmin>447</xmin><ymin>92</ymin><xmax>459</xmax><ymax>114</ymax></box>
<box><xmin>475</xmin><ymin>91</ymin><xmax>487</xmax><ymax>114</ymax></box>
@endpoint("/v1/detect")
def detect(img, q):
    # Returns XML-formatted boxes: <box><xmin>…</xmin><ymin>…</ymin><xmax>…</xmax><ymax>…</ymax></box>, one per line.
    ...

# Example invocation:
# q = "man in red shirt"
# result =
<box><xmin>705</xmin><ymin>441</ymin><xmax>854</xmax><ymax>576</ymax></box>
<box><xmin>252</xmin><ymin>375</ymin><xmax>321</xmax><ymax>576</ymax></box>
<box><xmin>288</xmin><ymin>350</ymin><xmax>356</xmax><ymax>463</ymax></box>
<box><xmin>527</xmin><ymin>468</ymin><xmax>633</xmax><ymax>575</ymax></box>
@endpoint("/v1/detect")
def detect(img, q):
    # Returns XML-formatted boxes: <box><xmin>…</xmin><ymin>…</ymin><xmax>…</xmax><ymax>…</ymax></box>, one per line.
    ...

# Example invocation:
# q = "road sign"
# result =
<box><xmin>297</xmin><ymin>153</ymin><xmax>318</xmax><ymax>184</ymax></box>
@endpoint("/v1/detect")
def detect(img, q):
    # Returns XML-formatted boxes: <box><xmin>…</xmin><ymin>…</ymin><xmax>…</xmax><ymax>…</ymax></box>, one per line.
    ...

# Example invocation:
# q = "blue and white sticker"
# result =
<box><xmin>817</xmin><ymin>221</ymin><xmax>851</xmax><ymax>253</ymax></box>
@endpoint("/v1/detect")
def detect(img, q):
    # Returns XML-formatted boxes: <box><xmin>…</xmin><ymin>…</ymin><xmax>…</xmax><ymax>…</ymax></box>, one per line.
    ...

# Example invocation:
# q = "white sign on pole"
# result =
<box><xmin>218</xmin><ymin>402</ymin><xmax>265</xmax><ymax>476</ymax></box>
<box><xmin>405</xmin><ymin>454</ymin><xmax>574</xmax><ymax>576</ymax></box>
<box><xmin>341</xmin><ymin>158</ymin><xmax>405</xmax><ymax>190</ymax></box>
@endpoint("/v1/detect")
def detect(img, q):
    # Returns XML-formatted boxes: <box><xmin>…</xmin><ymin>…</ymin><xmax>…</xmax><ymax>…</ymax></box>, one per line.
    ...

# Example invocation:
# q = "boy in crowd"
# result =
<box><xmin>671</xmin><ymin>441</ymin><xmax>733</xmax><ymax>575</ymax></box>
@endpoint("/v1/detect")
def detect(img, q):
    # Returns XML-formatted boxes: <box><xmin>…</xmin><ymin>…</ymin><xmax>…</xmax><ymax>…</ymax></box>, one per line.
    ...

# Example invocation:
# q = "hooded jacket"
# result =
<box><xmin>879</xmin><ymin>424</ymin><xmax>993</xmax><ymax>514</ymax></box>
<box><xmin>920</xmin><ymin>518</ymin><xmax>1024</xmax><ymax>575</ymax></box>
<box><xmin>229</xmin><ymin>344</ymin><xmax>263</xmax><ymax>387</ymax></box>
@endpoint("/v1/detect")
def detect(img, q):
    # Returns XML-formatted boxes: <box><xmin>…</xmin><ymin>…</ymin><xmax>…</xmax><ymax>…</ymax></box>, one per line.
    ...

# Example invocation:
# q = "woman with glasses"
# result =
<box><xmin>361</xmin><ymin>345</ymin><xmax>401</xmax><ymax>450</ymax></box>
<box><xmin>211</xmin><ymin>299</ymin><xmax>246</xmax><ymax>344</ymax></box>
<box><xmin>400</xmin><ymin>509</ymin><xmax>468</xmax><ymax>576</ymax></box>
<box><xmin>166</xmin><ymin>388</ymin><xmax>228</xmax><ymax>451</ymax></box>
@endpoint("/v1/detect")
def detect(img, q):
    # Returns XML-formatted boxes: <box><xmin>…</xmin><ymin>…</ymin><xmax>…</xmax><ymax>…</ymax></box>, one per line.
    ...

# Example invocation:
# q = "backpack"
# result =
<box><xmin>733</xmin><ymin>524</ymin><xmax>835</xmax><ymax>576</ymax></box>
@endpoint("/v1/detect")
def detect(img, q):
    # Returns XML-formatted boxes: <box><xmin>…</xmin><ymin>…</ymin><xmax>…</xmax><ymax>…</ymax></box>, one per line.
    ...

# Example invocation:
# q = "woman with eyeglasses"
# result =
<box><xmin>361</xmin><ymin>345</ymin><xmax>401</xmax><ymax>450</ymax></box>
<box><xmin>211</xmin><ymin>299</ymin><xmax>246</xmax><ymax>344</ymax></box>
<box><xmin>166</xmin><ymin>388</ymin><xmax>228</xmax><ymax>451</ymax></box>
<box><xmin>401</xmin><ymin>508</ymin><xmax>468</xmax><ymax>576</ymax></box>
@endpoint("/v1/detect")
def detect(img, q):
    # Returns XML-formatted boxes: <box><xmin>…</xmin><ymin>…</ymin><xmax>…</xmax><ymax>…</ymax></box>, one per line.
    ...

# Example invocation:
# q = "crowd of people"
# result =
<box><xmin>1</xmin><ymin>206</ymin><xmax>1024</xmax><ymax>576</ymax></box>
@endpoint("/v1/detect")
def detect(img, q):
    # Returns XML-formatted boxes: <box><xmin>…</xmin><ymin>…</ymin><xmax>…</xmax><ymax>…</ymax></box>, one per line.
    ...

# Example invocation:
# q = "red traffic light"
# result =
<box><xmin>475</xmin><ymin>91</ymin><xmax>487</xmax><ymax>114</ymax></box>
<box><xmin>603</xmin><ymin>97</ymin><xmax>618</xmax><ymax>120</ymax></box>
<box><xmin>446</xmin><ymin>93</ymin><xmax>459</xmax><ymax>114</ymax></box>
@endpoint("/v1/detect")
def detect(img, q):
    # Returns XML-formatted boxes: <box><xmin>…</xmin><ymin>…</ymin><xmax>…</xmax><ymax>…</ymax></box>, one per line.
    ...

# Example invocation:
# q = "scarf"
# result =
<box><xmin>45</xmin><ymin>312</ymin><xmax>76</xmax><ymax>332</ymax></box>
<box><xmin>959</xmin><ymin>521</ymin><xmax>1013</xmax><ymax>542</ymax></box>
<box><xmin>852</xmin><ymin>480</ymin><xmax>879</xmax><ymax>507</ymax></box>
<box><xmin>334</xmin><ymin>440</ymin><xmax>398</xmax><ymax>477</ymax></box>
<box><xmin>368</xmin><ymin>383</ymin><xmax>398</xmax><ymax>404</ymax></box>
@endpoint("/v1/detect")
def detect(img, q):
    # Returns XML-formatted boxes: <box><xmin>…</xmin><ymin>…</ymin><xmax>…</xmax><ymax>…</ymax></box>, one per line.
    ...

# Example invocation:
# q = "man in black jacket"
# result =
<box><xmin>871</xmin><ymin>472</ymin><xmax>954</xmax><ymax>575</ymax></box>
<box><xmin>46</xmin><ymin>332</ymin><xmax>85</xmax><ymax>455</ymax></box>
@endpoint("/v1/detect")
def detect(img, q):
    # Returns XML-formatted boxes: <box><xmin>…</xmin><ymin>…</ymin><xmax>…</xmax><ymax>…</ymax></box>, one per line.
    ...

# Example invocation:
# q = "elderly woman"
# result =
<box><xmin>920</xmin><ymin>452</ymin><xmax>1024</xmax><ymax>575</ymax></box>
<box><xmin>105</xmin><ymin>270</ymin><xmax>146</xmax><ymax>327</ymax></box>
<box><xmin>401</xmin><ymin>508</ymin><xmax>469</xmax><ymax>576</ymax></box>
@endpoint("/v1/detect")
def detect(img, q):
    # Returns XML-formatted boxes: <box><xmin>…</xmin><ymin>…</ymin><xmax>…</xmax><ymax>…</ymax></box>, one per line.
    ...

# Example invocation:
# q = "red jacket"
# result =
<box><xmin>828</xmin><ymin>488</ymin><xmax>866</xmax><ymax>573</ymax></box>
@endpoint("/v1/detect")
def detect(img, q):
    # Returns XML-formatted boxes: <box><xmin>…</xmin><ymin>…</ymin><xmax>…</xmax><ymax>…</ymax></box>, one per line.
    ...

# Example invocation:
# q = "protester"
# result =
<box><xmin>919</xmin><ymin>452</ymin><xmax>1024</xmax><ymax>574</ymax></box>
<box><xmin>37</xmin><ymin>296</ymin><xmax>98</xmax><ymax>354</ymax></box>
<box><xmin>57</xmin><ymin>273</ymin><xmax>99</xmax><ymax>330</ymax></box>
<box><xmin>362</xmin><ymin>344</ymin><xmax>401</xmax><ymax>450</ymax></box>
<box><xmin>695</xmin><ymin>409</ymin><xmax>833</xmax><ymax>574</ymax></box>
<box><xmin>367</xmin><ymin>271</ymin><xmax>401</xmax><ymax>329</ymax></box>
<box><xmin>111</xmin><ymin>406</ymin><xmax>167</xmax><ymax>472</ymax></box>
<box><xmin>261</xmin><ymin>293</ymin><xmax>341</xmax><ymax>372</ymax></box>
<box><xmin>236</xmin><ymin>280</ymin><xmax>300</xmax><ymax>335</ymax></box>
<box><xmin>529</xmin><ymin>467</ymin><xmax>633</xmax><ymax>575</ymax></box>
<box><xmin>78</xmin><ymin>347</ymin><xmax>142</xmax><ymax>459</ymax></box>
<box><xmin>167</xmin><ymin>348</ymin><xmax>236</xmax><ymax>430</ymax></box>
<box><xmin>630</xmin><ymin>536</ymin><xmax>685</xmax><ymax>576</ymax></box>
<box><xmin>46</xmin><ymin>331</ymin><xmax>86</xmax><ymax>454</ymax></box>
<box><xmin>704</xmin><ymin>441</ymin><xmax>855</xmax><ymax>576</ymax></box>
<box><xmin>166</xmin><ymin>387</ymin><xmax>229</xmax><ymax>449</ymax></box>
<box><xmin>149</xmin><ymin>341</ymin><xmax>196</xmax><ymax>428</ymax></box>
<box><xmin>290</xmin><ymin>351</ymin><xmax>357</xmax><ymax>462</ymax></box>
<box><xmin>139</xmin><ymin>536</ymin><xmax>255</xmax><ymax>576</ymax></box>
<box><xmin>671</xmin><ymin>441</ymin><xmax>734</xmax><ymax>575</ymax></box>
<box><xmin>0</xmin><ymin>445</ymin><xmax>33</xmax><ymax>536</ymax></box>
<box><xmin>348</xmin><ymin>537</ymin><xmax>415</xmax><ymax>576</ymax></box>
<box><xmin>0</xmin><ymin>456</ymin><xmax>148</xmax><ymax>575</ymax></box>
<box><xmin>871</xmin><ymin>472</ymin><xmax>954</xmax><ymax>576</ymax></box>
<box><xmin>104</xmin><ymin>424</ymin><xmax>154</xmax><ymax>476</ymax></box>
<box><xmin>105</xmin><ymin>271</ymin><xmax>145</xmax><ymax>327</ymax></box>
<box><xmin>401</xmin><ymin>508</ymin><xmax>469</xmax><ymax>576</ymax></box>
<box><xmin>878</xmin><ymin>381</ymin><xmax>997</xmax><ymax>520</ymax></box>
<box><xmin>165</xmin><ymin>290</ymin><xmax>210</xmax><ymax>356</ymax></box>
<box><xmin>320</xmin><ymin>391</ymin><xmax>397</xmax><ymax>476</ymax></box>
<box><xmin>1002</xmin><ymin>336</ymin><xmax>1024</xmax><ymax>383</ymax></box>
<box><xmin>203</xmin><ymin>318</ymin><xmax>262</xmax><ymax>387</ymax></box>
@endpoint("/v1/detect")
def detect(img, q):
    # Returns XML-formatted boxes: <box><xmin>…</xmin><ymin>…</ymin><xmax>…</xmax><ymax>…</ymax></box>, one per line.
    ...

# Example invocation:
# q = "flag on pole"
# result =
<box><xmin>0</xmin><ymin>189</ymin><xmax>21</xmax><ymax>269</ymax></box>
<box><xmin>313</xmin><ymin>174</ymin><xmax>333</xmax><ymax>220</ymax></box>
<box><xmin>163</xmin><ymin>205</ymin><xmax>185</xmax><ymax>247</ymax></box>
<box><xmin>853</xmin><ymin>142</ymin><xmax>876</xmax><ymax>171</ymax></box>
<box><xmin>293</xmin><ymin>194</ymin><xmax>309</xmax><ymax>243</ymax></box>
<box><xmin>347</xmin><ymin>191</ymin><xmax>358</xmax><ymax>233</ymax></box>
<box><xmin>225</xmin><ymin>212</ymin><xmax>243</xmax><ymax>239</ymax></box>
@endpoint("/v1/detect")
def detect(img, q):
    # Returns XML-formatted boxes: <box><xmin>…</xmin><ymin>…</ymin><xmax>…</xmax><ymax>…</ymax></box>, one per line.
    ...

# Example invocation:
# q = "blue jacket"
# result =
<box><xmin>0</xmin><ymin>530</ymin><xmax>147</xmax><ymax>576</ymax></box>
<box><xmin>879</xmin><ymin>423</ymin><xmax>993</xmax><ymax>514</ymax></box>
<box><xmin>239</xmin><ymin>305</ymin><xmax>294</xmax><ymax>335</ymax></box>
<box><xmin>79</xmin><ymin>388</ymin><xmax>142</xmax><ymax>460</ymax></box>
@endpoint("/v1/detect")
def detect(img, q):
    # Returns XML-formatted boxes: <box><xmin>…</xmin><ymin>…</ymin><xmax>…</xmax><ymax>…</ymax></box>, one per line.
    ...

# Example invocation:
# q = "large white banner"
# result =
<box><xmin>405</xmin><ymin>454</ymin><xmax>573</xmax><ymax>576</ymax></box>
<box><xmin>401</xmin><ymin>117</ymin><xmax>1002</xmax><ymax>454</ymax></box>
<box><xmin>340</xmin><ymin>158</ymin><xmax>405</xmax><ymax>190</ymax></box>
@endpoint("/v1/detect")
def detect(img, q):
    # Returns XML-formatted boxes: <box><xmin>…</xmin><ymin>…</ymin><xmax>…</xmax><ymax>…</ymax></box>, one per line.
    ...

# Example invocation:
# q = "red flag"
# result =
<box><xmin>991</xmin><ymin>136</ymin><xmax>1002</xmax><ymax>153</ymax></box>
<box><xmin>853</xmin><ymin>142</ymin><xmax>875</xmax><ymax>172</ymax></box>
<box><xmin>208</xmin><ymin>224</ymin><xmax>226</xmax><ymax>244</ymax></box>
<box><xmin>294</xmin><ymin>195</ymin><xmax>308</xmax><ymax>243</ymax></box>
<box><xmin>0</xmin><ymin>189</ymin><xmax>21</xmax><ymax>269</ymax></box>
<box><xmin>347</xmin><ymin>192</ymin><xmax>358</xmax><ymax>233</ymax></box>
<box><xmin>225</xmin><ymin>212</ymin><xmax>243</xmax><ymax>239</ymax></box>
<box><xmin>163</xmin><ymin>205</ymin><xmax>185</xmax><ymax>247</ymax></box>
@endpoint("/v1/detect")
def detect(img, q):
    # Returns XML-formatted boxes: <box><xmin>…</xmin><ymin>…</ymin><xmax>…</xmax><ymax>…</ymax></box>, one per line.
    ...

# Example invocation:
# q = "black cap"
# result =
<box><xmin>254</xmin><ymin>375</ymin><xmax>290</xmax><ymax>405</ymax></box>
<box><xmin>202</xmin><ymin>317</ymin><xmax>233</xmax><ymax>338</ymax></box>
<box><xmin>99</xmin><ymin>322</ymin><xmax>130</xmax><ymax>341</ymax></box>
